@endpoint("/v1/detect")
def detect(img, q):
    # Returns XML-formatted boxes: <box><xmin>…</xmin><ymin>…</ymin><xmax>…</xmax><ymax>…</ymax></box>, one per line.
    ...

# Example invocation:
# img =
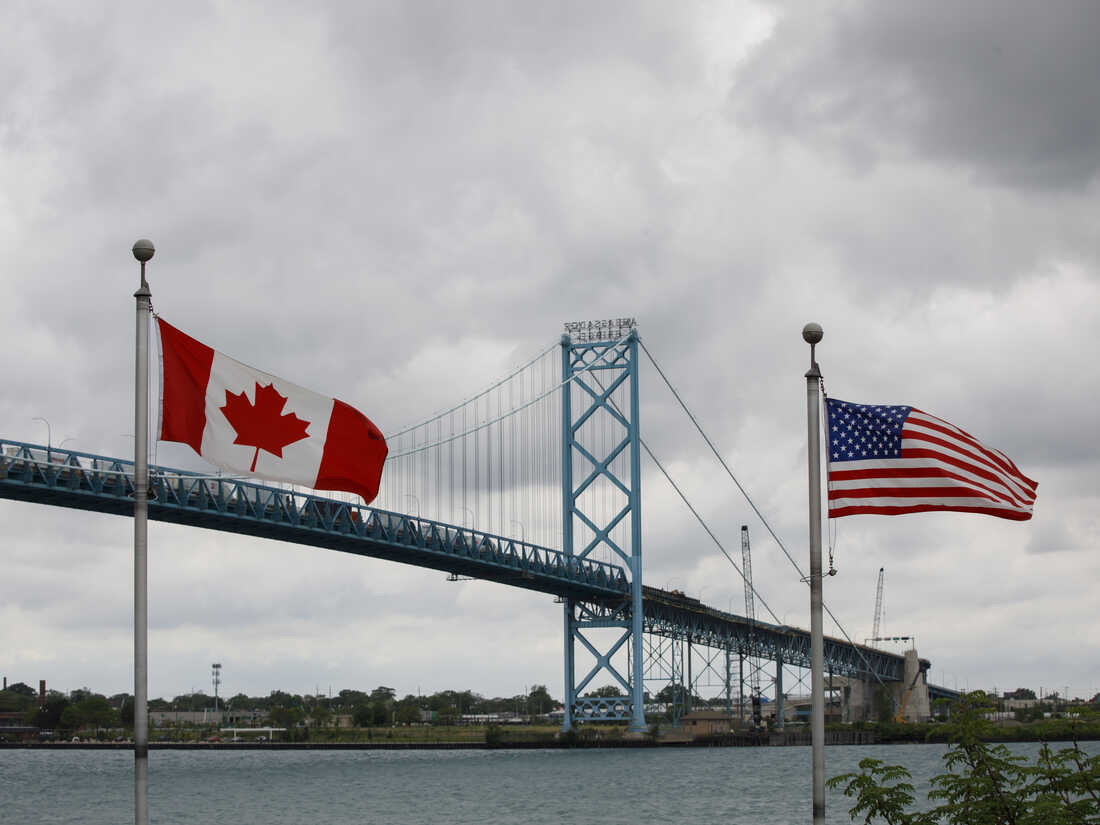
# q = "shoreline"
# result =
<box><xmin>3</xmin><ymin>739</ymin><xmax>1093</xmax><ymax>751</ymax></box>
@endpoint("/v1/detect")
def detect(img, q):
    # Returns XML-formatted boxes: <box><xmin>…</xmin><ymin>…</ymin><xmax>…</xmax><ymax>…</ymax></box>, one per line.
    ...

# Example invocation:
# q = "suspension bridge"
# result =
<box><xmin>0</xmin><ymin>318</ymin><xmax>957</xmax><ymax>730</ymax></box>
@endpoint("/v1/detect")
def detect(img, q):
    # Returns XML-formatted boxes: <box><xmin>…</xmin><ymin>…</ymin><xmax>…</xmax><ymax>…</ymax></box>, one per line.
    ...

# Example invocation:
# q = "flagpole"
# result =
<box><xmin>132</xmin><ymin>238</ymin><xmax>154</xmax><ymax>825</ymax></box>
<box><xmin>803</xmin><ymin>322</ymin><xmax>825</xmax><ymax>825</ymax></box>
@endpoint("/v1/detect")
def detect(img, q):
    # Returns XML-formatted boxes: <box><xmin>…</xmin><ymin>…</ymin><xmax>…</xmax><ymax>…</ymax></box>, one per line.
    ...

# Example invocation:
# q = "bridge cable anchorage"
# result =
<box><xmin>637</xmin><ymin>340</ymin><xmax>891</xmax><ymax>689</ymax></box>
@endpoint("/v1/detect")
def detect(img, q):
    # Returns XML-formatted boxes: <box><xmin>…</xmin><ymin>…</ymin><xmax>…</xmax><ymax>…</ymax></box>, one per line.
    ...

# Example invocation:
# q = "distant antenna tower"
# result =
<box><xmin>212</xmin><ymin>663</ymin><xmax>222</xmax><ymax>713</ymax></box>
<box><xmin>871</xmin><ymin>568</ymin><xmax>885</xmax><ymax>646</ymax></box>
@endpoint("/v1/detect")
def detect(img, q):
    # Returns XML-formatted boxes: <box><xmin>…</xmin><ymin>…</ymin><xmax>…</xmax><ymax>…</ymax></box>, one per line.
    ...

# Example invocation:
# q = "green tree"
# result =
<box><xmin>227</xmin><ymin>693</ymin><xmax>252</xmax><ymax>709</ymax></box>
<box><xmin>874</xmin><ymin>684</ymin><xmax>896</xmax><ymax>722</ymax></box>
<box><xmin>308</xmin><ymin>704</ymin><xmax>333</xmax><ymax>728</ymax></box>
<box><xmin>338</xmin><ymin>689</ymin><xmax>369</xmax><ymax>709</ymax></box>
<box><xmin>60</xmin><ymin>696</ymin><xmax>118</xmax><ymax>731</ymax></box>
<box><xmin>656</xmin><ymin>684</ymin><xmax>688</xmax><ymax>705</ymax></box>
<box><xmin>268</xmin><ymin>705</ymin><xmax>303</xmax><ymax>728</ymax></box>
<box><xmin>352</xmin><ymin>704</ymin><xmax>374</xmax><ymax>728</ymax></box>
<box><xmin>0</xmin><ymin>690</ymin><xmax>30</xmax><ymax>712</ymax></box>
<box><xmin>5</xmin><ymin>682</ymin><xmax>36</xmax><ymax>699</ymax></box>
<box><xmin>395</xmin><ymin>695</ymin><xmax>422</xmax><ymax>725</ymax></box>
<box><xmin>370</xmin><ymin>700</ymin><xmax>389</xmax><ymax>726</ymax></box>
<box><xmin>828</xmin><ymin>691</ymin><xmax>1100</xmax><ymax>825</ymax></box>
<box><xmin>33</xmin><ymin>692</ymin><xmax>70</xmax><ymax>729</ymax></box>
<box><xmin>527</xmin><ymin>684</ymin><xmax>555</xmax><ymax>713</ymax></box>
<box><xmin>585</xmin><ymin>684</ymin><xmax>623</xmax><ymax>699</ymax></box>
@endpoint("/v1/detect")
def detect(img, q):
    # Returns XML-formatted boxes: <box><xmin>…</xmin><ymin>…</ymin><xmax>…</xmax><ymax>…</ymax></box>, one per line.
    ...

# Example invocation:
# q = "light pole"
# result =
<box><xmin>404</xmin><ymin>494</ymin><xmax>421</xmax><ymax>521</ymax></box>
<box><xmin>510</xmin><ymin>519</ymin><xmax>526</xmax><ymax>545</ymax></box>
<box><xmin>32</xmin><ymin>416</ymin><xmax>51</xmax><ymax>462</ymax></box>
<box><xmin>132</xmin><ymin>238</ymin><xmax>154</xmax><ymax>825</ymax></box>
<box><xmin>803</xmin><ymin>321</ymin><xmax>826</xmax><ymax>825</ymax></box>
<box><xmin>212</xmin><ymin>663</ymin><xmax>222</xmax><ymax>714</ymax></box>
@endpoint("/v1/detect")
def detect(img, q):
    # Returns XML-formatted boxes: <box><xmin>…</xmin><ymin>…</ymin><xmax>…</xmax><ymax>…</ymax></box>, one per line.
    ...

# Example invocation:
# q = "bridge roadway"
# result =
<box><xmin>1</xmin><ymin>440</ymin><xmax>940</xmax><ymax>687</ymax></box>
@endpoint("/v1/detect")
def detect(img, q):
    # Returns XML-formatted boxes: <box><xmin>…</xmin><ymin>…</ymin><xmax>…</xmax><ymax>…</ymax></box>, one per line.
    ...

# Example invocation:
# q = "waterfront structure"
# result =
<box><xmin>0</xmin><ymin>320</ymin><xmax>955</xmax><ymax>740</ymax></box>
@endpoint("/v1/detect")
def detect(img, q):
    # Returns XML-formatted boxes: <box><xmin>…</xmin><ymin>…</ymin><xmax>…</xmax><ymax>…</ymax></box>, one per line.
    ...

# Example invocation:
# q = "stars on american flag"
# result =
<box><xmin>826</xmin><ymin>399</ymin><xmax>911</xmax><ymax>462</ymax></box>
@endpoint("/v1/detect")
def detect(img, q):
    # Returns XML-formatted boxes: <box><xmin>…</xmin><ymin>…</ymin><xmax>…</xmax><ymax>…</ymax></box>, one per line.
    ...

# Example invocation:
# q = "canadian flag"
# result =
<box><xmin>157</xmin><ymin>318</ymin><xmax>387</xmax><ymax>503</ymax></box>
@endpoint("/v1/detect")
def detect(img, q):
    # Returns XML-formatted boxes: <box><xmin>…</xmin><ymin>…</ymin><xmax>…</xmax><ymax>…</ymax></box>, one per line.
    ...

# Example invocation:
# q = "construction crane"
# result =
<box><xmin>741</xmin><ymin>525</ymin><xmax>762</xmax><ymax>726</ymax></box>
<box><xmin>870</xmin><ymin>567</ymin><xmax>885</xmax><ymax>646</ymax></box>
<box><xmin>867</xmin><ymin>568</ymin><xmax>913</xmax><ymax>646</ymax></box>
<box><xmin>866</xmin><ymin>566</ymin><xmax>922</xmax><ymax>721</ymax></box>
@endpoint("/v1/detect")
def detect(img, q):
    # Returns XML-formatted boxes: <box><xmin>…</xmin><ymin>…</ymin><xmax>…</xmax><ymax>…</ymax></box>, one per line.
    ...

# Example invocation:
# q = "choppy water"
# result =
<box><xmin>2</xmin><ymin>742</ymin><xmax>1096</xmax><ymax>824</ymax></box>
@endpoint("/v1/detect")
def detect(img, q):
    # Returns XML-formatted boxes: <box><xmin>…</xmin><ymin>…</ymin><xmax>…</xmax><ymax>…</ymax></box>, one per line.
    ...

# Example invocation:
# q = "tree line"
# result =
<box><xmin>0</xmin><ymin>681</ymin><xmax>562</xmax><ymax>733</ymax></box>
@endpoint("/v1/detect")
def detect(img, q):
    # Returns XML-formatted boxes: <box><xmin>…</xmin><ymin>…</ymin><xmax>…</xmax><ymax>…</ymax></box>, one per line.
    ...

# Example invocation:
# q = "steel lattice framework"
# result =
<box><xmin>0</xmin><ymin>438</ymin><xmax>941</xmax><ymax>693</ymax></box>
<box><xmin>559</xmin><ymin>323</ymin><xmax>647</xmax><ymax>731</ymax></box>
<box><xmin>0</xmin><ymin>441</ymin><xmax>627</xmax><ymax>600</ymax></box>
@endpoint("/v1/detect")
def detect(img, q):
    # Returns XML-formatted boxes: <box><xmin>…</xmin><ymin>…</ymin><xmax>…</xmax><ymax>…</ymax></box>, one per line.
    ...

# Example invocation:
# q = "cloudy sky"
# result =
<box><xmin>2</xmin><ymin>0</ymin><xmax>1097</xmax><ymax>705</ymax></box>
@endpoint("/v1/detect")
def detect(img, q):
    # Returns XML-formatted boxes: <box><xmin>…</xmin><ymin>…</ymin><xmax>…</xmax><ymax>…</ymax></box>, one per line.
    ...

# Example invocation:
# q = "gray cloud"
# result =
<box><xmin>736</xmin><ymin>0</ymin><xmax>1100</xmax><ymax>191</ymax></box>
<box><xmin>1</xmin><ymin>0</ymin><xmax>1097</xmax><ymax>702</ymax></box>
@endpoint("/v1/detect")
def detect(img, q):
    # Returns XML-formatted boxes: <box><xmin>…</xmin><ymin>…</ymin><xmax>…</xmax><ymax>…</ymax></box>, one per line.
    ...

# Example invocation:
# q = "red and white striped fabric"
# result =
<box><xmin>826</xmin><ymin>398</ymin><xmax>1037</xmax><ymax>521</ymax></box>
<box><xmin>157</xmin><ymin>318</ymin><xmax>387</xmax><ymax>503</ymax></box>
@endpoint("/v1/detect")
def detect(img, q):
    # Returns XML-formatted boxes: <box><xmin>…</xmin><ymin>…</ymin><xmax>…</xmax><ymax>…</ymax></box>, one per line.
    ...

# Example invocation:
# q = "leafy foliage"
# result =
<box><xmin>829</xmin><ymin>692</ymin><xmax>1100</xmax><ymax>825</ymax></box>
<box><xmin>827</xmin><ymin>759</ymin><xmax>919</xmax><ymax>825</ymax></box>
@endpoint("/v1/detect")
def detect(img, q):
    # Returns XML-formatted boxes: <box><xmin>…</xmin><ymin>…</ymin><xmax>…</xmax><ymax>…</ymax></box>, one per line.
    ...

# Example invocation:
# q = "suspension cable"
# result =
<box><xmin>385</xmin><ymin>332</ymin><xmax>631</xmax><ymax>460</ymax></box>
<box><xmin>638</xmin><ymin>339</ymin><xmax>889</xmax><ymax>688</ymax></box>
<box><xmin>386</xmin><ymin>341</ymin><xmax>557</xmax><ymax>438</ymax></box>
<box><xmin>582</xmin><ymin>371</ymin><xmax>782</xmax><ymax>626</ymax></box>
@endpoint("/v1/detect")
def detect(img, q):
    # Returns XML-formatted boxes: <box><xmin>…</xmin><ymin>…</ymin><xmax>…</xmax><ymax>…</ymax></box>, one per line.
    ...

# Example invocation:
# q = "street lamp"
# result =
<box><xmin>32</xmin><ymin>416</ymin><xmax>51</xmax><ymax>462</ymax></box>
<box><xmin>58</xmin><ymin>436</ymin><xmax>76</xmax><ymax>464</ymax></box>
<box><xmin>510</xmin><ymin>519</ymin><xmax>526</xmax><ymax>545</ymax></box>
<box><xmin>404</xmin><ymin>494</ymin><xmax>421</xmax><ymax>521</ymax></box>
<box><xmin>212</xmin><ymin>664</ymin><xmax>222</xmax><ymax>714</ymax></box>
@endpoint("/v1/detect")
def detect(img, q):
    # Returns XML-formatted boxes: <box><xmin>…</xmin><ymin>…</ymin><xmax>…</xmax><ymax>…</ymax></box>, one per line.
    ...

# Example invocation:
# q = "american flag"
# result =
<box><xmin>826</xmin><ymin>398</ymin><xmax>1038</xmax><ymax>521</ymax></box>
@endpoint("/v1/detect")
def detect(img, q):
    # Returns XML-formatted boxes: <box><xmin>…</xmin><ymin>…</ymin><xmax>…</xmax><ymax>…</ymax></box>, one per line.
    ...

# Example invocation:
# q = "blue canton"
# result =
<box><xmin>826</xmin><ymin>398</ymin><xmax>912</xmax><ymax>462</ymax></box>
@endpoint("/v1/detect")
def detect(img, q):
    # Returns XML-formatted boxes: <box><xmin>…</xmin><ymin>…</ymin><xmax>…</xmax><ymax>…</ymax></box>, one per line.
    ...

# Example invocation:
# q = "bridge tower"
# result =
<box><xmin>560</xmin><ymin>319</ymin><xmax>646</xmax><ymax>733</ymax></box>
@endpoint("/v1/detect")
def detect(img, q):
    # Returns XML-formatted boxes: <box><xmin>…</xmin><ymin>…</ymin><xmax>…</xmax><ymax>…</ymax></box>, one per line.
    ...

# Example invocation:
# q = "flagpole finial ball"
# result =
<box><xmin>802</xmin><ymin>322</ymin><xmax>823</xmax><ymax>345</ymax></box>
<box><xmin>132</xmin><ymin>239</ymin><xmax>155</xmax><ymax>263</ymax></box>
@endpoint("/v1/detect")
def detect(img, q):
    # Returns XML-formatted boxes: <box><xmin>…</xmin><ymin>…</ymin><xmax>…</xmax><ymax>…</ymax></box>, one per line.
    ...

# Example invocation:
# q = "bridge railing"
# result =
<box><xmin>0</xmin><ymin>439</ymin><xmax>630</xmax><ymax>597</ymax></box>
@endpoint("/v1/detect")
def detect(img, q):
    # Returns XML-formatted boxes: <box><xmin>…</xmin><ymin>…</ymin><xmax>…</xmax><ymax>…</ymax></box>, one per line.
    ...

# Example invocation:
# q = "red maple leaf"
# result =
<box><xmin>219</xmin><ymin>382</ymin><xmax>311</xmax><ymax>472</ymax></box>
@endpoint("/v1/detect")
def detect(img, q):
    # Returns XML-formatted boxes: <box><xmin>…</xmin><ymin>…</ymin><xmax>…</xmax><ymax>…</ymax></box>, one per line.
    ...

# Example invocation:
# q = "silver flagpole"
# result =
<box><xmin>132</xmin><ymin>238</ymin><xmax>154</xmax><ymax>825</ymax></box>
<box><xmin>803</xmin><ymin>322</ymin><xmax>825</xmax><ymax>825</ymax></box>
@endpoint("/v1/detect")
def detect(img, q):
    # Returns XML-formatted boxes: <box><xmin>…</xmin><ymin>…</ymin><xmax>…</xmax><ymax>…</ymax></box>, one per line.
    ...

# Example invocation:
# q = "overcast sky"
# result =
<box><xmin>2</xmin><ymin>0</ymin><xmax>1097</xmax><ymax>704</ymax></box>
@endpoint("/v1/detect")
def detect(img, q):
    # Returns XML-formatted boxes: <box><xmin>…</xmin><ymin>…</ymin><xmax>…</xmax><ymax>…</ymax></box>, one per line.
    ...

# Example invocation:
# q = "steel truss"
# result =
<box><xmin>0</xmin><ymin>440</ymin><xmax>628</xmax><ymax>601</ymax></box>
<box><xmin>560</xmin><ymin>326</ymin><xmax>647</xmax><ymax>731</ymax></box>
<box><xmin>642</xmin><ymin>632</ymin><xmax>685</xmax><ymax>724</ymax></box>
<box><xmin>640</xmin><ymin>589</ymin><xmax>913</xmax><ymax>682</ymax></box>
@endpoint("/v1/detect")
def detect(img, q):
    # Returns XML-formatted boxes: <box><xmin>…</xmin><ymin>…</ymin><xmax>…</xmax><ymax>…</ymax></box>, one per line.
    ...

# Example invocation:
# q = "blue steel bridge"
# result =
<box><xmin>1</xmin><ymin>321</ymin><xmax>958</xmax><ymax>728</ymax></box>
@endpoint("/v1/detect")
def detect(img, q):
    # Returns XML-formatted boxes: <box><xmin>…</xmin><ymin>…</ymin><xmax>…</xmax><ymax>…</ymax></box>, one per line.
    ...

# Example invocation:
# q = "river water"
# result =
<box><xmin>2</xmin><ymin>742</ymin><xmax>1096</xmax><ymax>824</ymax></box>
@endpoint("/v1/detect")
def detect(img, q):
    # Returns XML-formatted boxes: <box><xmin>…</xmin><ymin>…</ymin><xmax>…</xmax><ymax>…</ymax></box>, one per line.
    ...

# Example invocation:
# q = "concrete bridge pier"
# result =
<box><xmin>842</xmin><ymin>676</ymin><xmax>875</xmax><ymax>722</ymax></box>
<box><xmin>892</xmin><ymin>649</ymin><xmax>931</xmax><ymax>723</ymax></box>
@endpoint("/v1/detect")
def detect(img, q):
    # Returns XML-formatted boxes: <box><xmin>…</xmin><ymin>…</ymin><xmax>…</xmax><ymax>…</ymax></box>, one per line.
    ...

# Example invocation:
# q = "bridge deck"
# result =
<box><xmin>1</xmin><ymin>440</ymin><xmax>936</xmax><ymax>684</ymax></box>
<box><xmin>0</xmin><ymin>441</ymin><xmax>629</xmax><ymax>601</ymax></box>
